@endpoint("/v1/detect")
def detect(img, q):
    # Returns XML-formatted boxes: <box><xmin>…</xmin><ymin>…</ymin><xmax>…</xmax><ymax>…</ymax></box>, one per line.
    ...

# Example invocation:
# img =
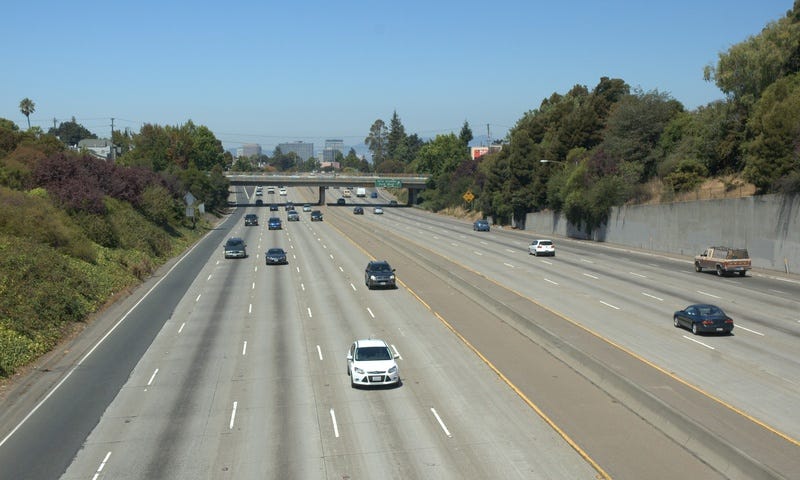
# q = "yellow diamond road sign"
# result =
<box><xmin>463</xmin><ymin>190</ymin><xmax>475</xmax><ymax>202</ymax></box>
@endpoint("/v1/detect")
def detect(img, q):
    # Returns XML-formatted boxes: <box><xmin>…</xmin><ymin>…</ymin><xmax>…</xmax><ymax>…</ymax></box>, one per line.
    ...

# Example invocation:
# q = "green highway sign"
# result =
<box><xmin>375</xmin><ymin>178</ymin><xmax>402</xmax><ymax>188</ymax></box>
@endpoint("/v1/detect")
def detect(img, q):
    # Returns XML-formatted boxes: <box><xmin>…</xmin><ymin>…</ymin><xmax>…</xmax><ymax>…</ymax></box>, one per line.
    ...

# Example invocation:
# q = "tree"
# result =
<box><xmin>19</xmin><ymin>98</ymin><xmax>35</xmax><ymax>129</ymax></box>
<box><xmin>48</xmin><ymin>117</ymin><xmax>97</xmax><ymax>147</ymax></box>
<box><xmin>365</xmin><ymin>119</ymin><xmax>388</xmax><ymax>167</ymax></box>
<box><xmin>459</xmin><ymin>120</ymin><xmax>473</xmax><ymax>148</ymax></box>
<box><xmin>386</xmin><ymin>111</ymin><xmax>406</xmax><ymax>161</ymax></box>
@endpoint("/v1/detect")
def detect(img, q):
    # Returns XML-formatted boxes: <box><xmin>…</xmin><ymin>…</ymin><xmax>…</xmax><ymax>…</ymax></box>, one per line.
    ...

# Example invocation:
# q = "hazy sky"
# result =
<box><xmin>1</xmin><ymin>0</ymin><xmax>791</xmax><ymax>151</ymax></box>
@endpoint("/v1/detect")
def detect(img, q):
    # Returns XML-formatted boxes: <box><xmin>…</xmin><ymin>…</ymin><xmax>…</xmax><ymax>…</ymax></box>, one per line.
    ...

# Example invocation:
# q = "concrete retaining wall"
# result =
<box><xmin>524</xmin><ymin>194</ymin><xmax>800</xmax><ymax>274</ymax></box>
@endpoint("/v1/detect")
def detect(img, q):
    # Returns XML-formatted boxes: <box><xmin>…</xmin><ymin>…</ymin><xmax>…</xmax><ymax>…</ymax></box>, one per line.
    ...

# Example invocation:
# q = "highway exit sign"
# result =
<box><xmin>375</xmin><ymin>178</ymin><xmax>402</xmax><ymax>188</ymax></box>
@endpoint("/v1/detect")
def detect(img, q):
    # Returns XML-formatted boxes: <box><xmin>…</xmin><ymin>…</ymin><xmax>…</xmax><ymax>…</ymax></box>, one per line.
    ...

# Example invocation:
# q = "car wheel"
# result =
<box><xmin>738</xmin><ymin>271</ymin><xmax>746</xmax><ymax>277</ymax></box>
<box><xmin>674</xmin><ymin>316</ymin><xmax>679</xmax><ymax>328</ymax></box>
<box><xmin>716</xmin><ymin>265</ymin><xmax>724</xmax><ymax>276</ymax></box>
<box><xmin>694</xmin><ymin>262</ymin><xmax>702</xmax><ymax>272</ymax></box>
<box><xmin>692</xmin><ymin>323</ymin><xmax>699</xmax><ymax>335</ymax></box>
<box><xmin>350</xmin><ymin>377</ymin><xmax>356</xmax><ymax>388</ymax></box>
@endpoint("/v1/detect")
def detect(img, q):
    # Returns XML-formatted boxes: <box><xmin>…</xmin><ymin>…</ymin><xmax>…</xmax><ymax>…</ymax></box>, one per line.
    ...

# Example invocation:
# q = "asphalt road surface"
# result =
<box><xmin>1</xmin><ymin>185</ymin><xmax>798</xmax><ymax>479</ymax></box>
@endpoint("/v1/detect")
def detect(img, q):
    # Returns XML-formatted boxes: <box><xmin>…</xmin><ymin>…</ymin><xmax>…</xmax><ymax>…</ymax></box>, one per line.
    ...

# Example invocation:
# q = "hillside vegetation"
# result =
<box><xmin>0</xmin><ymin>121</ymin><xmax>230</xmax><ymax>377</ymax></box>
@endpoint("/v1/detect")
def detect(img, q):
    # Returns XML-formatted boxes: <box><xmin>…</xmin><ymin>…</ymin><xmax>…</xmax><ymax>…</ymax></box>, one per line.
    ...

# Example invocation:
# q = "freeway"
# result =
<box><xmin>0</xmin><ymin>184</ymin><xmax>797</xmax><ymax>479</ymax></box>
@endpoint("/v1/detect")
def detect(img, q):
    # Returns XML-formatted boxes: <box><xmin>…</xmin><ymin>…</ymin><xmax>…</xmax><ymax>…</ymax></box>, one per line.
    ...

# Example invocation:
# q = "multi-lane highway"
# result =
<box><xmin>1</xmin><ymin>185</ymin><xmax>798</xmax><ymax>479</ymax></box>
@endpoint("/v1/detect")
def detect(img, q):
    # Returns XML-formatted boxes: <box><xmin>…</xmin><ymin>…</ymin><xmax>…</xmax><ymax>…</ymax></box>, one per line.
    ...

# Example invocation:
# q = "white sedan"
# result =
<box><xmin>346</xmin><ymin>339</ymin><xmax>400</xmax><ymax>387</ymax></box>
<box><xmin>529</xmin><ymin>239</ymin><xmax>555</xmax><ymax>256</ymax></box>
<box><xmin>373</xmin><ymin>207</ymin><xmax>384</xmax><ymax>214</ymax></box>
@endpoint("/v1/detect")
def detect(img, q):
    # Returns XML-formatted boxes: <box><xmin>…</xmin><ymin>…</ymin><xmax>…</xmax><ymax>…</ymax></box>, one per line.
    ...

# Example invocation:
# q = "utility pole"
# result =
<box><xmin>110</xmin><ymin>117</ymin><xmax>116</xmax><ymax>161</ymax></box>
<box><xmin>486</xmin><ymin>123</ymin><xmax>491</xmax><ymax>146</ymax></box>
<box><xmin>52</xmin><ymin>117</ymin><xmax>57</xmax><ymax>130</ymax></box>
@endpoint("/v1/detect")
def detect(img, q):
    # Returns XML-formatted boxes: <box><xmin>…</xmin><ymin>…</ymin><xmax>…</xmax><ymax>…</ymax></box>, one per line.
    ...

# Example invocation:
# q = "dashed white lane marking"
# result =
<box><xmin>307</xmin><ymin>307</ymin><xmax>313</xmax><ymax>318</ymax></box>
<box><xmin>91</xmin><ymin>451</ymin><xmax>112</xmax><ymax>480</ymax></box>
<box><xmin>431</xmin><ymin>408</ymin><xmax>452</xmax><ymax>438</ymax></box>
<box><xmin>229</xmin><ymin>402</ymin><xmax>238</xmax><ymax>429</ymax></box>
<box><xmin>683</xmin><ymin>335</ymin><xmax>715</xmax><ymax>350</ymax></box>
<box><xmin>195</xmin><ymin>294</ymin><xmax>201</xmax><ymax>302</ymax></box>
<box><xmin>178</xmin><ymin>322</ymin><xmax>185</xmax><ymax>333</ymax></box>
<box><xmin>600</xmin><ymin>301</ymin><xmax>620</xmax><ymax>310</ymax></box>
<box><xmin>641</xmin><ymin>292</ymin><xmax>664</xmax><ymax>301</ymax></box>
<box><xmin>242</xmin><ymin>341</ymin><xmax>248</xmax><ymax>355</ymax></box>
<box><xmin>146</xmin><ymin>369</ymin><xmax>159</xmax><ymax>386</ymax></box>
<box><xmin>391</xmin><ymin>344</ymin><xmax>402</xmax><ymax>359</ymax></box>
<box><xmin>736</xmin><ymin>325</ymin><xmax>765</xmax><ymax>336</ymax></box>
<box><xmin>583</xmin><ymin>273</ymin><xmax>599</xmax><ymax>280</ymax></box>
<box><xmin>544</xmin><ymin>278</ymin><xmax>559</xmax><ymax>285</ymax></box>
<box><xmin>367</xmin><ymin>308</ymin><xmax>375</xmax><ymax>318</ymax></box>
<box><xmin>697</xmin><ymin>290</ymin><xmax>722</xmax><ymax>299</ymax></box>
<box><xmin>317</xmin><ymin>345</ymin><xmax>323</xmax><ymax>360</ymax></box>
<box><xmin>330</xmin><ymin>409</ymin><xmax>340</xmax><ymax>438</ymax></box>
<box><xmin>629</xmin><ymin>272</ymin><xmax>647</xmax><ymax>278</ymax></box>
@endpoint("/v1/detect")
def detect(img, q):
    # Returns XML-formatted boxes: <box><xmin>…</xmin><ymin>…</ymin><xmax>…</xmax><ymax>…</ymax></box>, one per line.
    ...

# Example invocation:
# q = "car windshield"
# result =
<box><xmin>226</xmin><ymin>239</ymin><xmax>244</xmax><ymax>248</ymax></box>
<box><xmin>371</xmin><ymin>263</ymin><xmax>391</xmax><ymax>272</ymax></box>
<box><xmin>355</xmin><ymin>346</ymin><xmax>392</xmax><ymax>361</ymax></box>
<box><xmin>267</xmin><ymin>248</ymin><xmax>283</xmax><ymax>255</ymax></box>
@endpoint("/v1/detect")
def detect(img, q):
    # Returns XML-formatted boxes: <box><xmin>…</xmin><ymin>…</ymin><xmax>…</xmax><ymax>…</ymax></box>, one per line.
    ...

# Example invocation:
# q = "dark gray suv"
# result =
<box><xmin>364</xmin><ymin>260</ymin><xmax>396</xmax><ymax>289</ymax></box>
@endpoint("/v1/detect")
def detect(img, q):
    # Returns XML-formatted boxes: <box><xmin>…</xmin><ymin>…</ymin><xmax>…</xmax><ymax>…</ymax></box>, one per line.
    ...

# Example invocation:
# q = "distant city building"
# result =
<box><xmin>278</xmin><ymin>141</ymin><xmax>314</xmax><ymax>161</ymax></box>
<box><xmin>236</xmin><ymin>143</ymin><xmax>262</xmax><ymax>158</ymax></box>
<box><xmin>471</xmin><ymin>144</ymin><xmax>503</xmax><ymax>160</ymax></box>
<box><xmin>322</xmin><ymin>138</ymin><xmax>344</xmax><ymax>164</ymax></box>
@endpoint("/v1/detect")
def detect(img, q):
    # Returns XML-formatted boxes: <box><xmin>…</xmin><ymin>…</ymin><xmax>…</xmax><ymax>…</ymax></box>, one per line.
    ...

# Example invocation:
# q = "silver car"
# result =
<box><xmin>528</xmin><ymin>239</ymin><xmax>555</xmax><ymax>256</ymax></box>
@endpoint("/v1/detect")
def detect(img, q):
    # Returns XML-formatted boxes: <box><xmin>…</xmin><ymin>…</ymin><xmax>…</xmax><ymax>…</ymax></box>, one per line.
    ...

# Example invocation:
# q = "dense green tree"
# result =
<box><xmin>19</xmin><ymin>98</ymin><xmax>35</xmax><ymax>129</ymax></box>
<box><xmin>742</xmin><ymin>73</ymin><xmax>800</xmax><ymax>192</ymax></box>
<box><xmin>48</xmin><ymin>117</ymin><xmax>97</xmax><ymax>147</ymax></box>
<box><xmin>386</xmin><ymin>111</ymin><xmax>406</xmax><ymax>161</ymax></box>
<box><xmin>601</xmin><ymin>88</ymin><xmax>683</xmax><ymax>181</ymax></box>
<box><xmin>704</xmin><ymin>3</ymin><xmax>800</xmax><ymax>107</ymax></box>
<box><xmin>365</xmin><ymin>119</ymin><xmax>388</xmax><ymax>167</ymax></box>
<box><xmin>459</xmin><ymin>120</ymin><xmax>473</xmax><ymax>148</ymax></box>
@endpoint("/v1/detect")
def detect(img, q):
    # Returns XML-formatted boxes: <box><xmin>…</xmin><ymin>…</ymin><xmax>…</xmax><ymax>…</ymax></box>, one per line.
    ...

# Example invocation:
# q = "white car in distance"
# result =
<box><xmin>346</xmin><ymin>339</ymin><xmax>400</xmax><ymax>388</ymax></box>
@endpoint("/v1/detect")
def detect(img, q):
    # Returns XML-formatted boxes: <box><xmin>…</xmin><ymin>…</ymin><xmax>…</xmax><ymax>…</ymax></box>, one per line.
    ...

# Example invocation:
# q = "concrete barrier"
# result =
<box><xmin>524</xmin><ymin>194</ymin><xmax>800</xmax><ymax>274</ymax></box>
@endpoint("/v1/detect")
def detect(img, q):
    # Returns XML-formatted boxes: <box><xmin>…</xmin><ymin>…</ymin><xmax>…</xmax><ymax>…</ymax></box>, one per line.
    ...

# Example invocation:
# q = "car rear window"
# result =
<box><xmin>540</xmin><ymin>241</ymin><xmax>553</xmax><ymax>246</ymax></box>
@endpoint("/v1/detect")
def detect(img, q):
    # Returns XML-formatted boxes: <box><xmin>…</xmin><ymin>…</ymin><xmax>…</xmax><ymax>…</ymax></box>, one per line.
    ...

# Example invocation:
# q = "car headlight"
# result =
<box><xmin>370</xmin><ymin>275</ymin><xmax>377</xmax><ymax>281</ymax></box>
<box><xmin>388</xmin><ymin>366</ymin><xmax>397</xmax><ymax>374</ymax></box>
<box><xmin>354</xmin><ymin>367</ymin><xmax>364</xmax><ymax>374</ymax></box>
<box><xmin>389</xmin><ymin>275</ymin><xmax>395</xmax><ymax>280</ymax></box>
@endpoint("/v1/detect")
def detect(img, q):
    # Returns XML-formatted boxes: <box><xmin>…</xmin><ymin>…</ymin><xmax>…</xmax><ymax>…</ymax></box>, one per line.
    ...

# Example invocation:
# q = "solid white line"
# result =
<box><xmin>736</xmin><ymin>325</ymin><xmax>765</xmax><ymax>336</ymax></box>
<box><xmin>317</xmin><ymin>345</ymin><xmax>323</xmax><ymax>360</ymax></box>
<box><xmin>91</xmin><ymin>451</ymin><xmax>112</xmax><ymax>480</ymax></box>
<box><xmin>583</xmin><ymin>273</ymin><xmax>599</xmax><ymax>280</ymax></box>
<box><xmin>229</xmin><ymin>401</ymin><xmax>238</xmax><ymax>429</ymax></box>
<box><xmin>330</xmin><ymin>408</ymin><xmax>340</xmax><ymax>438</ymax></box>
<box><xmin>473</xmin><ymin>251</ymin><xmax>483</xmax><ymax>256</ymax></box>
<box><xmin>600</xmin><ymin>301</ymin><xmax>621</xmax><ymax>310</ymax></box>
<box><xmin>307</xmin><ymin>307</ymin><xmax>313</xmax><ymax>318</ymax></box>
<box><xmin>697</xmin><ymin>290</ymin><xmax>721</xmax><ymax>299</ymax></box>
<box><xmin>544</xmin><ymin>278</ymin><xmax>559</xmax><ymax>285</ymax></box>
<box><xmin>242</xmin><ymin>341</ymin><xmax>247</xmax><ymax>355</ymax></box>
<box><xmin>178</xmin><ymin>322</ymin><xmax>185</xmax><ymax>333</ymax></box>
<box><xmin>0</xmin><ymin>234</ymin><xmax>211</xmax><ymax>449</ymax></box>
<box><xmin>367</xmin><ymin>307</ymin><xmax>375</xmax><ymax>318</ymax></box>
<box><xmin>683</xmin><ymin>335</ymin><xmax>715</xmax><ymax>350</ymax></box>
<box><xmin>641</xmin><ymin>292</ymin><xmax>664</xmax><ymax>301</ymax></box>
<box><xmin>629</xmin><ymin>272</ymin><xmax>647</xmax><ymax>278</ymax></box>
<box><xmin>391</xmin><ymin>344</ymin><xmax>402</xmax><ymax>359</ymax></box>
<box><xmin>430</xmin><ymin>408</ymin><xmax>452</xmax><ymax>438</ymax></box>
<box><xmin>147</xmin><ymin>369</ymin><xmax>159</xmax><ymax>386</ymax></box>
<box><xmin>195</xmin><ymin>294</ymin><xmax>201</xmax><ymax>302</ymax></box>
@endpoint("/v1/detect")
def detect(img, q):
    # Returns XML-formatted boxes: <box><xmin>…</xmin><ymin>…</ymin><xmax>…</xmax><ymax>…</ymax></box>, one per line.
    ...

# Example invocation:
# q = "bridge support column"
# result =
<box><xmin>408</xmin><ymin>188</ymin><xmax>419</xmax><ymax>205</ymax></box>
<box><xmin>318</xmin><ymin>186</ymin><xmax>326</xmax><ymax>205</ymax></box>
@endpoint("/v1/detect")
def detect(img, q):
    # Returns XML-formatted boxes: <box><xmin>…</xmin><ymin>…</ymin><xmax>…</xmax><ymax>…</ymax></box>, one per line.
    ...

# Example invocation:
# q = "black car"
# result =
<box><xmin>310</xmin><ymin>210</ymin><xmax>323</xmax><ymax>221</ymax></box>
<box><xmin>223</xmin><ymin>237</ymin><xmax>247</xmax><ymax>259</ymax></box>
<box><xmin>353</xmin><ymin>206</ymin><xmax>364</xmax><ymax>215</ymax></box>
<box><xmin>674</xmin><ymin>304</ymin><xmax>734</xmax><ymax>335</ymax></box>
<box><xmin>389</xmin><ymin>200</ymin><xmax>398</xmax><ymax>206</ymax></box>
<box><xmin>265</xmin><ymin>247</ymin><xmax>288</xmax><ymax>265</ymax></box>
<box><xmin>268</xmin><ymin>217</ymin><xmax>282</xmax><ymax>230</ymax></box>
<box><xmin>269</xmin><ymin>204</ymin><xmax>278</xmax><ymax>211</ymax></box>
<box><xmin>244</xmin><ymin>214</ymin><xmax>258</xmax><ymax>226</ymax></box>
<box><xmin>337</xmin><ymin>198</ymin><xmax>346</xmax><ymax>205</ymax></box>
<box><xmin>365</xmin><ymin>260</ymin><xmax>396</xmax><ymax>289</ymax></box>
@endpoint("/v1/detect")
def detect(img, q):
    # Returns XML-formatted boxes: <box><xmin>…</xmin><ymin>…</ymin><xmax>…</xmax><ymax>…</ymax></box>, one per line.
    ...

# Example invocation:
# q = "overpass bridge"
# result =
<box><xmin>225</xmin><ymin>173</ymin><xmax>429</xmax><ymax>205</ymax></box>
